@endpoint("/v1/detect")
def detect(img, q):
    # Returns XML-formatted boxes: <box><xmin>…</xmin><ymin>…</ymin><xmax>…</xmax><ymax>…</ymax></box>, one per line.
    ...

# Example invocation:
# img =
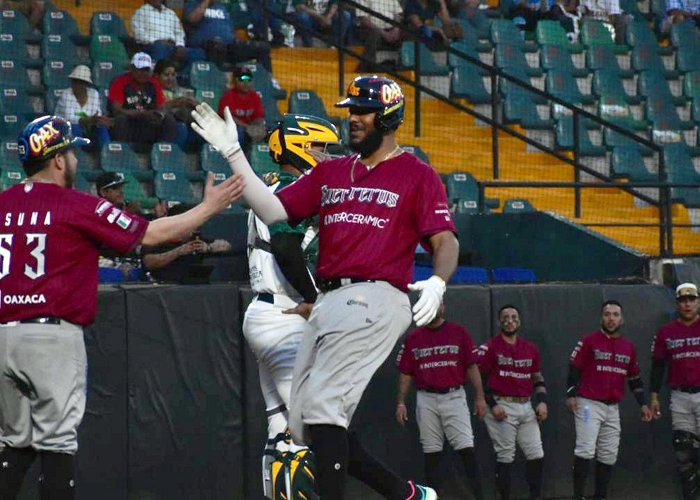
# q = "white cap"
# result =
<box><xmin>68</xmin><ymin>64</ymin><xmax>93</xmax><ymax>84</ymax></box>
<box><xmin>676</xmin><ymin>283</ymin><xmax>699</xmax><ymax>299</ymax></box>
<box><xmin>131</xmin><ymin>52</ymin><xmax>153</xmax><ymax>69</ymax></box>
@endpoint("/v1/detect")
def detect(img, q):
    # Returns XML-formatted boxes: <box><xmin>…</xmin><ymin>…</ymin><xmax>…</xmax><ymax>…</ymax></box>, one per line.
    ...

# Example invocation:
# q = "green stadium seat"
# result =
<box><xmin>599</xmin><ymin>94</ymin><xmax>648</xmax><ymax>129</ymax></box>
<box><xmin>545</xmin><ymin>70</ymin><xmax>595</xmax><ymax>105</ymax></box>
<box><xmin>119</xmin><ymin>171</ymin><xmax>157</xmax><ymax>207</ymax></box>
<box><xmin>503</xmin><ymin>198</ymin><xmax>536</xmax><ymax>212</ymax></box>
<box><xmin>631</xmin><ymin>44</ymin><xmax>678</xmax><ymax>77</ymax></box>
<box><xmin>500</xmin><ymin>65</ymin><xmax>546</xmax><ymax>104</ymax></box>
<box><xmin>619</xmin><ymin>0</ymin><xmax>645</xmax><ymax>21</ymax></box>
<box><xmin>627</xmin><ymin>21</ymin><xmax>673</xmax><ymax>54</ymax></box>
<box><xmin>400</xmin><ymin>42</ymin><xmax>450</xmax><ymax>76</ymax></box>
<box><xmin>100</xmin><ymin>142</ymin><xmax>151</xmax><ymax>181</ymax></box>
<box><xmin>685</xmin><ymin>71</ymin><xmax>700</xmax><ymax>100</ymax></box>
<box><xmin>0</xmin><ymin>165</ymin><xmax>25</xmax><ymax>189</ymax></box>
<box><xmin>200</xmin><ymin>143</ymin><xmax>230</xmax><ymax>181</ymax></box>
<box><xmin>0</xmin><ymin>88</ymin><xmax>34</xmax><ymax>119</ymax></box>
<box><xmin>0</xmin><ymin>141</ymin><xmax>19</xmax><ymax>170</ymax></box>
<box><xmin>504</xmin><ymin>93</ymin><xmax>553</xmax><ymax>128</ymax></box>
<box><xmin>0</xmin><ymin>9</ymin><xmax>41</xmax><ymax>43</ymax></box>
<box><xmin>90</xmin><ymin>35</ymin><xmax>128</xmax><ymax>68</ymax></box>
<box><xmin>0</xmin><ymin>33</ymin><xmax>37</xmax><ymax>67</ymax></box>
<box><xmin>42</xmin><ymin>9</ymin><xmax>89</xmax><ymax>45</ymax></box>
<box><xmin>664</xmin><ymin>144</ymin><xmax>700</xmax><ymax>207</ymax></box>
<box><xmin>73</xmin><ymin>171</ymin><xmax>93</xmax><ymax>194</ymax></box>
<box><xmin>555</xmin><ymin>116</ymin><xmax>606</xmax><ymax>155</ymax></box>
<box><xmin>0</xmin><ymin>60</ymin><xmax>33</xmax><ymax>91</ymax></box>
<box><xmin>89</xmin><ymin>11</ymin><xmax>129</xmax><ymax>40</ymax></box>
<box><xmin>611</xmin><ymin>145</ymin><xmax>656</xmax><ymax>181</ymax></box>
<box><xmin>42</xmin><ymin>34</ymin><xmax>79</xmax><ymax>64</ymax></box>
<box><xmin>252</xmin><ymin>63</ymin><xmax>286</xmax><ymax>100</ymax></box>
<box><xmin>249</xmin><ymin>143</ymin><xmax>280</xmax><ymax>176</ymax></box>
<box><xmin>535</xmin><ymin>20</ymin><xmax>583</xmax><ymax>52</ymax></box>
<box><xmin>74</xmin><ymin>147</ymin><xmax>101</xmax><ymax>181</ymax></box>
<box><xmin>646</xmin><ymin>96</ymin><xmax>693</xmax><ymax>130</ymax></box>
<box><xmin>490</xmin><ymin>19</ymin><xmax>537</xmax><ymax>52</ymax></box>
<box><xmin>261</xmin><ymin>92</ymin><xmax>282</xmax><ymax>124</ymax></box>
<box><xmin>456</xmin><ymin>6</ymin><xmax>492</xmax><ymax>39</ymax></box>
<box><xmin>92</xmin><ymin>60</ymin><xmax>123</xmax><ymax>91</ymax></box>
<box><xmin>154</xmin><ymin>170</ymin><xmax>199</xmax><ymax>205</ymax></box>
<box><xmin>288</xmin><ymin>89</ymin><xmax>332</xmax><ymax>121</ymax></box>
<box><xmin>0</xmin><ymin>114</ymin><xmax>25</xmax><ymax>140</ymax></box>
<box><xmin>446</xmin><ymin>171</ymin><xmax>481</xmax><ymax>214</ymax></box>
<box><xmin>42</xmin><ymin>60</ymin><xmax>72</xmax><ymax>89</ymax></box>
<box><xmin>585</xmin><ymin>44</ymin><xmax>634</xmax><ymax>78</ymax></box>
<box><xmin>592</xmin><ymin>69</ymin><xmax>641</xmax><ymax>104</ymax></box>
<box><xmin>676</xmin><ymin>45</ymin><xmax>700</xmax><ymax>73</ymax></box>
<box><xmin>580</xmin><ymin>19</ymin><xmax>627</xmax><ymax>54</ymax></box>
<box><xmin>494</xmin><ymin>43</ymin><xmax>542</xmax><ymax>77</ymax></box>
<box><xmin>400</xmin><ymin>145</ymin><xmax>430</xmax><ymax>164</ymax></box>
<box><xmin>540</xmin><ymin>44</ymin><xmax>588</xmax><ymax>77</ymax></box>
<box><xmin>637</xmin><ymin>70</ymin><xmax>685</xmax><ymax>105</ymax></box>
<box><xmin>150</xmin><ymin>142</ymin><xmax>189</xmax><ymax>174</ymax></box>
<box><xmin>670</xmin><ymin>22</ymin><xmax>700</xmax><ymax>48</ymax></box>
<box><xmin>448</xmin><ymin>36</ymin><xmax>491</xmax><ymax>72</ymax></box>
<box><xmin>189</xmin><ymin>61</ymin><xmax>228</xmax><ymax>92</ymax></box>
<box><xmin>451</xmin><ymin>63</ymin><xmax>491</xmax><ymax>103</ymax></box>
<box><xmin>44</xmin><ymin>87</ymin><xmax>65</xmax><ymax>114</ymax></box>
<box><xmin>195</xmin><ymin>89</ymin><xmax>222</xmax><ymax>110</ymax></box>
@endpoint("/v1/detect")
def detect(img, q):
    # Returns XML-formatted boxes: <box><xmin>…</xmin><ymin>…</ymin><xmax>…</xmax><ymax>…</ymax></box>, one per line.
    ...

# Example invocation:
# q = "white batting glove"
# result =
<box><xmin>407</xmin><ymin>275</ymin><xmax>446</xmax><ymax>327</ymax></box>
<box><xmin>191</xmin><ymin>103</ymin><xmax>241</xmax><ymax>158</ymax></box>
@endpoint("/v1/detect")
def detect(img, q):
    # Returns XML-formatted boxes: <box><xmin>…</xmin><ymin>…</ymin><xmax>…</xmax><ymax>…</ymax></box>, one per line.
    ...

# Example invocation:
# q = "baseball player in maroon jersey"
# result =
<box><xmin>395</xmin><ymin>304</ymin><xmax>487</xmax><ymax>499</ymax></box>
<box><xmin>650</xmin><ymin>282</ymin><xmax>700</xmax><ymax>499</ymax></box>
<box><xmin>0</xmin><ymin>115</ymin><xmax>243</xmax><ymax>499</ymax></box>
<box><xmin>191</xmin><ymin>75</ymin><xmax>457</xmax><ymax>500</ymax></box>
<box><xmin>566</xmin><ymin>300</ymin><xmax>653</xmax><ymax>500</ymax></box>
<box><xmin>476</xmin><ymin>304</ymin><xmax>547</xmax><ymax>500</ymax></box>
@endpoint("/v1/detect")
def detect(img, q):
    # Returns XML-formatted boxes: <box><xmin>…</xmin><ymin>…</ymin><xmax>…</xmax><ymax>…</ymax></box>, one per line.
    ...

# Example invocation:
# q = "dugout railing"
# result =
<box><xmin>259</xmin><ymin>0</ymin><xmax>696</xmax><ymax>258</ymax></box>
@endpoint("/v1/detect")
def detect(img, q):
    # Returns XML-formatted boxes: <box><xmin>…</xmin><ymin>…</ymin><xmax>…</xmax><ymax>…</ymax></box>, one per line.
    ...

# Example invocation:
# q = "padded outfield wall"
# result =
<box><xmin>16</xmin><ymin>283</ymin><xmax>681</xmax><ymax>499</ymax></box>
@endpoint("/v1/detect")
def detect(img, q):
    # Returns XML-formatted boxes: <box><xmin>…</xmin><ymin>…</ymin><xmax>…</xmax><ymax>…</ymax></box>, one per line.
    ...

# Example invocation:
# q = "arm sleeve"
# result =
<box><xmin>482</xmin><ymin>372</ymin><xmax>497</xmax><ymax>407</ymax></box>
<box><xmin>270</xmin><ymin>232</ymin><xmax>318</xmax><ymax>304</ymax></box>
<box><xmin>650</xmin><ymin>358</ymin><xmax>666</xmax><ymax>393</ymax></box>
<box><xmin>627</xmin><ymin>376</ymin><xmax>647</xmax><ymax>406</ymax></box>
<box><xmin>566</xmin><ymin>364</ymin><xmax>580</xmax><ymax>397</ymax></box>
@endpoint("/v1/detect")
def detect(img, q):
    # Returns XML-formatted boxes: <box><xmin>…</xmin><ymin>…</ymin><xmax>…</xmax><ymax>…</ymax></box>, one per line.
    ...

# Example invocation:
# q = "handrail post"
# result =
<box><xmin>414</xmin><ymin>41</ymin><xmax>421</xmax><ymax>137</ymax></box>
<box><xmin>658</xmin><ymin>152</ymin><xmax>672</xmax><ymax>256</ymax></box>
<box><xmin>478</xmin><ymin>182</ymin><xmax>485</xmax><ymax>213</ymax></box>
<box><xmin>337</xmin><ymin>9</ymin><xmax>345</xmax><ymax>97</ymax></box>
<box><xmin>573</xmin><ymin>111</ymin><xmax>581</xmax><ymax>218</ymax></box>
<box><xmin>491</xmin><ymin>69</ymin><xmax>499</xmax><ymax>179</ymax></box>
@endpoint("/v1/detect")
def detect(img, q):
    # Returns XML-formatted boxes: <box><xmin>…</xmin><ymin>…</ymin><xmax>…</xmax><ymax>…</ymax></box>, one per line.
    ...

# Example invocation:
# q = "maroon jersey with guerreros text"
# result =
<box><xmin>396</xmin><ymin>321</ymin><xmax>476</xmax><ymax>390</ymax></box>
<box><xmin>652</xmin><ymin>319</ymin><xmax>700</xmax><ymax>388</ymax></box>
<box><xmin>570</xmin><ymin>330</ymin><xmax>641</xmax><ymax>403</ymax></box>
<box><xmin>476</xmin><ymin>334</ymin><xmax>541</xmax><ymax>398</ymax></box>
<box><xmin>275</xmin><ymin>152</ymin><xmax>455</xmax><ymax>291</ymax></box>
<box><xmin>0</xmin><ymin>182</ymin><xmax>148</xmax><ymax>325</ymax></box>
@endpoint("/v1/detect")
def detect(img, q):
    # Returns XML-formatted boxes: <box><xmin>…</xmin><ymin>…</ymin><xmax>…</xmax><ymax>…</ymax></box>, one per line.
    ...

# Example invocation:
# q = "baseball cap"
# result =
<box><xmin>676</xmin><ymin>283</ymin><xmax>699</xmax><ymax>299</ymax></box>
<box><xmin>235</xmin><ymin>66</ymin><xmax>253</xmax><ymax>81</ymax></box>
<box><xmin>131</xmin><ymin>52</ymin><xmax>153</xmax><ymax>70</ymax></box>
<box><xmin>18</xmin><ymin>115</ymin><xmax>90</xmax><ymax>165</ymax></box>
<box><xmin>68</xmin><ymin>64</ymin><xmax>93</xmax><ymax>84</ymax></box>
<box><xmin>96</xmin><ymin>172</ymin><xmax>127</xmax><ymax>191</ymax></box>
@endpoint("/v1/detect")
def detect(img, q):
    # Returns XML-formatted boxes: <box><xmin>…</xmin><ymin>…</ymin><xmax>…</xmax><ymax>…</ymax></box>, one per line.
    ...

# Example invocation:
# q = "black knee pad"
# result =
<box><xmin>673</xmin><ymin>430</ymin><xmax>699</xmax><ymax>468</ymax></box>
<box><xmin>39</xmin><ymin>451</ymin><xmax>75</xmax><ymax>500</ymax></box>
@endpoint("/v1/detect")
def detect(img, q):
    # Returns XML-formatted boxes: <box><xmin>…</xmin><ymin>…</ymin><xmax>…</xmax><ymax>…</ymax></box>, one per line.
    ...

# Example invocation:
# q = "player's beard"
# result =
<box><xmin>63</xmin><ymin>166</ymin><xmax>75</xmax><ymax>189</ymax></box>
<box><xmin>502</xmin><ymin>328</ymin><xmax>518</xmax><ymax>337</ymax></box>
<box><xmin>350</xmin><ymin>128</ymin><xmax>384</xmax><ymax>158</ymax></box>
<box><xmin>601</xmin><ymin>323</ymin><xmax>621</xmax><ymax>335</ymax></box>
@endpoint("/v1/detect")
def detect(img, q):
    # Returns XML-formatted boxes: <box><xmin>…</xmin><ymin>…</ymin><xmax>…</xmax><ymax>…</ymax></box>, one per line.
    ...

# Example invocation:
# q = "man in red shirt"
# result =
<box><xmin>108</xmin><ymin>52</ymin><xmax>178</xmax><ymax>151</ymax></box>
<box><xmin>476</xmin><ymin>305</ymin><xmax>547</xmax><ymax>500</ymax></box>
<box><xmin>218</xmin><ymin>66</ymin><xmax>265</xmax><ymax>158</ymax></box>
<box><xmin>0</xmin><ymin>115</ymin><xmax>242</xmax><ymax>499</ymax></box>
<box><xmin>566</xmin><ymin>300</ymin><xmax>653</xmax><ymax>500</ymax></box>
<box><xmin>395</xmin><ymin>304</ymin><xmax>487</xmax><ymax>499</ymax></box>
<box><xmin>650</xmin><ymin>282</ymin><xmax>700</xmax><ymax>499</ymax></box>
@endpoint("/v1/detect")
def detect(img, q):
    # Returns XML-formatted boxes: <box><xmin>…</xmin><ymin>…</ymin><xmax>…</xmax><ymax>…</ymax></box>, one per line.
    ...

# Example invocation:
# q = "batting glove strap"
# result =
<box><xmin>407</xmin><ymin>275</ymin><xmax>446</xmax><ymax>327</ymax></box>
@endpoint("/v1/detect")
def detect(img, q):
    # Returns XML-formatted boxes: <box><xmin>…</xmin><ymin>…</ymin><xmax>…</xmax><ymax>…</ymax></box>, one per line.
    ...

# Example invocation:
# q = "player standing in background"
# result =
<box><xmin>242</xmin><ymin>113</ymin><xmax>341</xmax><ymax>497</ymax></box>
<box><xmin>395</xmin><ymin>303</ymin><xmax>487</xmax><ymax>499</ymax></box>
<box><xmin>0</xmin><ymin>115</ymin><xmax>243</xmax><ymax>500</ymax></box>
<box><xmin>476</xmin><ymin>305</ymin><xmax>547</xmax><ymax>500</ymax></box>
<box><xmin>192</xmin><ymin>74</ymin><xmax>457</xmax><ymax>499</ymax></box>
<box><xmin>566</xmin><ymin>300</ymin><xmax>653</xmax><ymax>500</ymax></box>
<box><xmin>650</xmin><ymin>283</ymin><xmax>700</xmax><ymax>500</ymax></box>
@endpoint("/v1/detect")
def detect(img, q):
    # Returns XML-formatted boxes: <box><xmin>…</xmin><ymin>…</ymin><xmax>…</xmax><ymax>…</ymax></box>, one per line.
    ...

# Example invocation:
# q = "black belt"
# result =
<box><xmin>4</xmin><ymin>316</ymin><xmax>62</xmax><ymax>325</ymax></box>
<box><xmin>419</xmin><ymin>385</ymin><xmax>462</xmax><ymax>394</ymax></box>
<box><xmin>256</xmin><ymin>293</ymin><xmax>274</xmax><ymax>304</ymax></box>
<box><xmin>317</xmin><ymin>278</ymin><xmax>375</xmax><ymax>293</ymax></box>
<box><xmin>676</xmin><ymin>386</ymin><xmax>700</xmax><ymax>394</ymax></box>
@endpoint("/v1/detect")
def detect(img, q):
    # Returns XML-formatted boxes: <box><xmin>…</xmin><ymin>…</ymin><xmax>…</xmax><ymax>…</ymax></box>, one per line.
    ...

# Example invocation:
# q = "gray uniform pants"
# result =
<box><xmin>485</xmin><ymin>399</ymin><xmax>544</xmax><ymax>463</ymax></box>
<box><xmin>670</xmin><ymin>390</ymin><xmax>700</xmax><ymax>435</ymax></box>
<box><xmin>0</xmin><ymin>320</ymin><xmax>86</xmax><ymax>453</ymax></box>
<box><xmin>289</xmin><ymin>281</ymin><xmax>412</xmax><ymax>445</ymax></box>
<box><xmin>416</xmin><ymin>387</ymin><xmax>474</xmax><ymax>453</ymax></box>
<box><xmin>574</xmin><ymin>397</ymin><xmax>621</xmax><ymax>465</ymax></box>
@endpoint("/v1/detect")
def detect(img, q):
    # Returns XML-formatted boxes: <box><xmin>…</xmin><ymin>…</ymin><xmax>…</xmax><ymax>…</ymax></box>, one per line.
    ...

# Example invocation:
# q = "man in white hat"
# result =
<box><xmin>651</xmin><ymin>282</ymin><xmax>700</xmax><ymax>499</ymax></box>
<box><xmin>53</xmin><ymin>64</ymin><xmax>113</xmax><ymax>148</ymax></box>
<box><xmin>107</xmin><ymin>52</ymin><xmax>178</xmax><ymax>150</ymax></box>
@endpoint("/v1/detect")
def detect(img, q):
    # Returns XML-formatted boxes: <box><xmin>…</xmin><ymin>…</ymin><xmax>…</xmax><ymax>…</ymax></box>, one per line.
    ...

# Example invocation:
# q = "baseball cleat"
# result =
<box><xmin>406</xmin><ymin>480</ymin><xmax>438</xmax><ymax>499</ymax></box>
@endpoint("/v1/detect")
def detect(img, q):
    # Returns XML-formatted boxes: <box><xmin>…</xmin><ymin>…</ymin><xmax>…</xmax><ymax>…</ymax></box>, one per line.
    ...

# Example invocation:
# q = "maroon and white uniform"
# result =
<box><xmin>652</xmin><ymin>319</ymin><xmax>700</xmax><ymax>433</ymax></box>
<box><xmin>396</xmin><ymin>321</ymin><xmax>477</xmax><ymax>452</ymax></box>
<box><xmin>0</xmin><ymin>182</ymin><xmax>148</xmax><ymax>452</ymax></box>
<box><xmin>477</xmin><ymin>335</ymin><xmax>544</xmax><ymax>462</ymax></box>
<box><xmin>278</xmin><ymin>152</ymin><xmax>456</xmax><ymax>444</ymax></box>
<box><xmin>569</xmin><ymin>330</ymin><xmax>641</xmax><ymax>464</ymax></box>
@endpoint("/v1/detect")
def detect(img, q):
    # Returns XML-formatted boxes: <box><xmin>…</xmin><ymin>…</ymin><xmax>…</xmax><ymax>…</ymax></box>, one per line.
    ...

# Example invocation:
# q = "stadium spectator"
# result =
<box><xmin>246</xmin><ymin>0</ymin><xmax>290</xmax><ymax>47</ymax></box>
<box><xmin>662</xmin><ymin>0</ymin><xmax>700</xmax><ymax>33</ymax></box>
<box><xmin>131</xmin><ymin>0</ymin><xmax>205</xmax><ymax>66</ymax></box>
<box><xmin>108</xmin><ymin>52</ymin><xmax>179</xmax><ymax>151</ymax></box>
<box><xmin>1</xmin><ymin>0</ymin><xmax>44</xmax><ymax>31</ymax></box>
<box><xmin>506</xmin><ymin>0</ymin><xmax>556</xmax><ymax>32</ymax></box>
<box><xmin>354</xmin><ymin>0</ymin><xmax>403</xmax><ymax>71</ymax></box>
<box><xmin>404</xmin><ymin>0</ymin><xmax>463</xmax><ymax>49</ymax></box>
<box><xmin>154</xmin><ymin>58</ymin><xmax>200</xmax><ymax>148</ymax></box>
<box><xmin>184</xmin><ymin>0</ymin><xmax>274</xmax><ymax>72</ymax></box>
<box><xmin>578</xmin><ymin>0</ymin><xmax>630</xmax><ymax>43</ymax></box>
<box><xmin>289</xmin><ymin>0</ymin><xmax>353</xmax><ymax>47</ymax></box>
<box><xmin>141</xmin><ymin>203</ymin><xmax>232</xmax><ymax>284</ymax></box>
<box><xmin>54</xmin><ymin>64</ymin><xmax>112</xmax><ymax>149</ymax></box>
<box><xmin>218</xmin><ymin>66</ymin><xmax>266</xmax><ymax>157</ymax></box>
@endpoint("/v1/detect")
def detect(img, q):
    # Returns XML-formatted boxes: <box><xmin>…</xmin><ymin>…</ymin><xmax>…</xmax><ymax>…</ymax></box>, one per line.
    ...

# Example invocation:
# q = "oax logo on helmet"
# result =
<box><xmin>380</xmin><ymin>82</ymin><xmax>403</xmax><ymax>106</ymax></box>
<box><xmin>28</xmin><ymin>122</ymin><xmax>64</xmax><ymax>156</ymax></box>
